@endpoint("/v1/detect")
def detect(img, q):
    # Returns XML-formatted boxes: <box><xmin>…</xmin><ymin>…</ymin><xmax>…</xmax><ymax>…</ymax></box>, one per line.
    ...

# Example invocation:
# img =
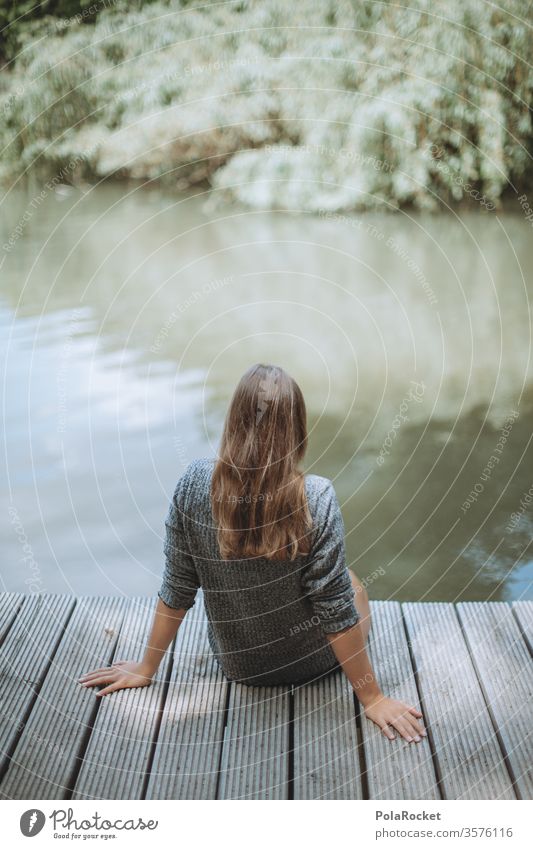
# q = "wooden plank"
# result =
<box><xmin>71</xmin><ymin>597</ymin><xmax>173</xmax><ymax>800</ymax></box>
<box><xmin>513</xmin><ymin>601</ymin><xmax>533</xmax><ymax>656</ymax></box>
<box><xmin>0</xmin><ymin>593</ymin><xmax>75</xmax><ymax>781</ymax></box>
<box><xmin>0</xmin><ymin>595</ymin><xmax>127</xmax><ymax>799</ymax></box>
<box><xmin>2</xmin><ymin>594</ymin><xmax>529</xmax><ymax>801</ymax></box>
<box><xmin>218</xmin><ymin>683</ymin><xmax>290</xmax><ymax>799</ymax></box>
<box><xmin>145</xmin><ymin>597</ymin><xmax>229</xmax><ymax>800</ymax></box>
<box><xmin>361</xmin><ymin>601</ymin><xmax>439</xmax><ymax>800</ymax></box>
<box><xmin>403</xmin><ymin>602</ymin><xmax>515</xmax><ymax>800</ymax></box>
<box><xmin>293</xmin><ymin>669</ymin><xmax>362</xmax><ymax>799</ymax></box>
<box><xmin>458</xmin><ymin>602</ymin><xmax>533</xmax><ymax>799</ymax></box>
<box><xmin>0</xmin><ymin>592</ymin><xmax>24</xmax><ymax>644</ymax></box>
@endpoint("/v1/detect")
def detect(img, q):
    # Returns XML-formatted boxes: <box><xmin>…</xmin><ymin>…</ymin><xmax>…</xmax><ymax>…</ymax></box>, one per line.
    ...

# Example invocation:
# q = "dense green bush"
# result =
<box><xmin>1</xmin><ymin>0</ymin><xmax>532</xmax><ymax>211</ymax></box>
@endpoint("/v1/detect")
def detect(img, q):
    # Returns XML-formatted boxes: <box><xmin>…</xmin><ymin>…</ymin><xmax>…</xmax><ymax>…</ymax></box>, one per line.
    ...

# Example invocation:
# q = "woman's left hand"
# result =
<box><xmin>78</xmin><ymin>660</ymin><xmax>154</xmax><ymax>697</ymax></box>
<box><xmin>363</xmin><ymin>694</ymin><xmax>426</xmax><ymax>742</ymax></box>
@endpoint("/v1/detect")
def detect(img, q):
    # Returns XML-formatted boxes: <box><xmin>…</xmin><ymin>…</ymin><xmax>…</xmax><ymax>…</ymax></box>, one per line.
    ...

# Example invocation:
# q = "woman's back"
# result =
<box><xmin>81</xmin><ymin>364</ymin><xmax>426</xmax><ymax>746</ymax></box>
<box><xmin>159</xmin><ymin>457</ymin><xmax>360</xmax><ymax>685</ymax></box>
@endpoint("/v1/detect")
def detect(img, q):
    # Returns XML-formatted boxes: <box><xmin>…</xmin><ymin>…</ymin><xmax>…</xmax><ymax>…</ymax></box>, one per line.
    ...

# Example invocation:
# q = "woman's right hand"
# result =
<box><xmin>78</xmin><ymin>660</ymin><xmax>154</xmax><ymax>697</ymax></box>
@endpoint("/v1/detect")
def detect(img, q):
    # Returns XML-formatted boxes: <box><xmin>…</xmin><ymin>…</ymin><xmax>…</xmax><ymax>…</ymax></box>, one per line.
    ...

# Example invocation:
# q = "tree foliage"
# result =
<box><xmin>1</xmin><ymin>0</ymin><xmax>532</xmax><ymax>211</ymax></box>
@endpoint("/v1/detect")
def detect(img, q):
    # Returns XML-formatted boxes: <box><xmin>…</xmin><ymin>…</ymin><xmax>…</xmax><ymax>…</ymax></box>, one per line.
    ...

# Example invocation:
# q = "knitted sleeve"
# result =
<box><xmin>158</xmin><ymin>465</ymin><xmax>200</xmax><ymax>611</ymax></box>
<box><xmin>300</xmin><ymin>481</ymin><xmax>360</xmax><ymax>633</ymax></box>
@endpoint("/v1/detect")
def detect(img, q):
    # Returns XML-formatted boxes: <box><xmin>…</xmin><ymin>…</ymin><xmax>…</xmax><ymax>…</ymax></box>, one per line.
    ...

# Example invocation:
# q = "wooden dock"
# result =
<box><xmin>0</xmin><ymin>592</ymin><xmax>532</xmax><ymax>800</ymax></box>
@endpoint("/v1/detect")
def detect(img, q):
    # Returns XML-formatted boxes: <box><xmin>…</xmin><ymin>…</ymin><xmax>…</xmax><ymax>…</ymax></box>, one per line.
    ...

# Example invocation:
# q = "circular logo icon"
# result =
<box><xmin>20</xmin><ymin>809</ymin><xmax>46</xmax><ymax>837</ymax></box>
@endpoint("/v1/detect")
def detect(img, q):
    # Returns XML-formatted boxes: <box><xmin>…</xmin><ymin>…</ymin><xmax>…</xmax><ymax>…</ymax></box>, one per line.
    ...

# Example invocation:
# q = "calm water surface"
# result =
<box><xmin>1</xmin><ymin>183</ymin><xmax>532</xmax><ymax>602</ymax></box>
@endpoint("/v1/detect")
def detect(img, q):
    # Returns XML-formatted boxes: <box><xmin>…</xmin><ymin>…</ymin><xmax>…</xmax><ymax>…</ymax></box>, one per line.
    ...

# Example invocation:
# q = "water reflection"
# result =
<box><xmin>1</xmin><ymin>183</ymin><xmax>532</xmax><ymax>601</ymax></box>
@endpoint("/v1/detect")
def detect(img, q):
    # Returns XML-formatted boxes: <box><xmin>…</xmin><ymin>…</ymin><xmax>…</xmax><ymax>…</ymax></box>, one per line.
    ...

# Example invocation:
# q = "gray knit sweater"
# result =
<box><xmin>158</xmin><ymin>457</ymin><xmax>359</xmax><ymax>686</ymax></box>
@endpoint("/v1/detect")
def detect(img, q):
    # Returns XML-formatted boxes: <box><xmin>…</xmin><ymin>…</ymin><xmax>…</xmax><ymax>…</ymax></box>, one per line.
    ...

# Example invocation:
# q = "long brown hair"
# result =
<box><xmin>211</xmin><ymin>363</ymin><xmax>313</xmax><ymax>561</ymax></box>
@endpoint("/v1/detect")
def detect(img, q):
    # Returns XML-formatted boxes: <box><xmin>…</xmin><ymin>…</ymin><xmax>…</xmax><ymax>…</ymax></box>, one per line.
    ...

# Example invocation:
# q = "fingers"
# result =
<box><xmin>390</xmin><ymin>716</ymin><xmax>416</xmax><ymax>742</ymax></box>
<box><xmin>394</xmin><ymin>714</ymin><xmax>426</xmax><ymax>742</ymax></box>
<box><xmin>96</xmin><ymin>681</ymin><xmax>123</xmax><ymax>697</ymax></box>
<box><xmin>408</xmin><ymin>716</ymin><xmax>427</xmax><ymax>738</ymax></box>
<box><xmin>368</xmin><ymin>699</ymin><xmax>427</xmax><ymax>743</ymax></box>
<box><xmin>79</xmin><ymin>663</ymin><xmax>124</xmax><ymax>684</ymax></box>
<box><xmin>383</xmin><ymin>711</ymin><xmax>427</xmax><ymax>743</ymax></box>
<box><xmin>79</xmin><ymin>673</ymin><xmax>111</xmax><ymax>684</ymax></box>
<box><xmin>401</xmin><ymin>706</ymin><xmax>426</xmax><ymax>737</ymax></box>
<box><xmin>380</xmin><ymin>722</ymin><xmax>395</xmax><ymax>741</ymax></box>
<box><xmin>399</xmin><ymin>703</ymin><xmax>427</xmax><ymax>738</ymax></box>
<box><xmin>78</xmin><ymin>667</ymin><xmax>111</xmax><ymax>680</ymax></box>
<box><xmin>80</xmin><ymin>674</ymin><xmax>116</xmax><ymax>688</ymax></box>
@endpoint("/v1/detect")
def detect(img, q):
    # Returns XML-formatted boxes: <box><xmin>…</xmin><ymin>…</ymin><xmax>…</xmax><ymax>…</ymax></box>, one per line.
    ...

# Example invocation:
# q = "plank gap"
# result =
<box><xmin>62</xmin><ymin>684</ymin><xmax>105</xmax><ymax>799</ymax></box>
<box><xmin>287</xmin><ymin>685</ymin><xmax>295</xmax><ymax>800</ymax></box>
<box><xmin>63</xmin><ymin>602</ymin><xmax>129</xmax><ymax>799</ymax></box>
<box><xmin>353</xmin><ymin>694</ymin><xmax>369</xmax><ymax>800</ymax></box>
<box><xmin>213</xmin><ymin>680</ymin><xmax>232</xmax><ymax>800</ymax></box>
<box><xmin>455</xmin><ymin>605</ymin><xmax>521</xmax><ymax>799</ymax></box>
<box><xmin>400</xmin><ymin>604</ymin><xmax>444</xmax><ymax>800</ymax></box>
<box><xmin>140</xmin><ymin>635</ymin><xmax>177</xmax><ymax>800</ymax></box>
<box><xmin>511</xmin><ymin>605</ymin><xmax>533</xmax><ymax>658</ymax></box>
<box><xmin>0</xmin><ymin>594</ymin><xmax>25</xmax><ymax>650</ymax></box>
<box><xmin>0</xmin><ymin>596</ymin><xmax>77</xmax><ymax>787</ymax></box>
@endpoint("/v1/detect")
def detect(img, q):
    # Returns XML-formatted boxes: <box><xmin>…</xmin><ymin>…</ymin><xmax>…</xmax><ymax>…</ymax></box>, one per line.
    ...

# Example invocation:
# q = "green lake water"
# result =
<box><xmin>1</xmin><ymin>183</ymin><xmax>532</xmax><ymax>602</ymax></box>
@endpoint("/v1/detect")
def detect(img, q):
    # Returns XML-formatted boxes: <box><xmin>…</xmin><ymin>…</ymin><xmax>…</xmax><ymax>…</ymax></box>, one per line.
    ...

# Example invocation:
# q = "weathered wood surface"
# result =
<box><xmin>145</xmin><ymin>600</ymin><xmax>229</xmax><ymax>800</ymax></box>
<box><xmin>363</xmin><ymin>601</ymin><xmax>440</xmax><ymax>800</ymax></box>
<box><xmin>293</xmin><ymin>667</ymin><xmax>362</xmax><ymax>800</ymax></box>
<box><xmin>457</xmin><ymin>602</ymin><xmax>533</xmax><ymax>799</ymax></box>
<box><xmin>403</xmin><ymin>602</ymin><xmax>515</xmax><ymax>800</ymax></box>
<box><xmin>218</xmin><ymin>683</ymin><xmax>290</xmax><ymax>799</ymax></box>
<box><xmin>71</xmin><ymin>598</ymin><xmax>173</xmax><ymax>800</ymax></box>
<box><xmin>0</xmin><ymin>595</ymin><xmax>126</xmax><ymax>799</ymax></box>
<box><xmin>0</xmin><ymin>593</ymin><xmax>75</xmax><ymax>785</ymax></box>
<box><xmin>513</xmin><ymin>600</ymin><xmax>533</xmax><ymax>655</ymax></box>
<box><xmin>0</xmin><ymin>593</ymin><xmax>532</xmax><ymax>800</ymax></box>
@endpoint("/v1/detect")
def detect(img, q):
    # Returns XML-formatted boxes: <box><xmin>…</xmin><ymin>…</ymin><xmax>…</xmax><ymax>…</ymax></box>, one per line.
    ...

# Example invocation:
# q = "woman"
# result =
<box><xmin>79</xmin><ymin>363</ymin><xmax>426</xmax><ymax>744</ymax></box>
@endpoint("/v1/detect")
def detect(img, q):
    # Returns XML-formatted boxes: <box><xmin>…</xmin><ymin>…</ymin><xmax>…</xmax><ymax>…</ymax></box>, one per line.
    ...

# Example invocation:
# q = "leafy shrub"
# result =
<box><xmin>1</xmin><ymin>0</ymin><xmax>531</xmax><ymax>211</ymax></box>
